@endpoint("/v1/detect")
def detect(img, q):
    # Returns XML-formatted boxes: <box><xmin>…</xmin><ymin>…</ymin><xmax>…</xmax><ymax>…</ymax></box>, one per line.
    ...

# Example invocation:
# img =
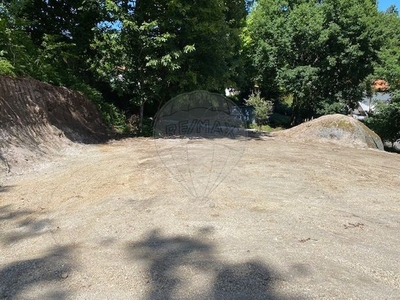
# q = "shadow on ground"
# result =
<box><xmin>0</xmin><ymin>204</ymin><xmax>76</xmax><ymax>299</ymax></box>
<box><xmin>0</xmin><ymin>205</ymin><xmax>54</xmax><ymax>246</ymax></box>
<box><xmin>246</xmin><ymin>129</ymin><xmax>273</xmax><ymax>140</ymax></box>
<box><xmin>127</xmin><ymin>229</ymin><xmax>296</xmax><ymax>300</ymax></box>
<box><xmin>0</xmin><ymin>204</ymin><xmax>32</xmax><ymax>221</ymax></box>
<box><xmin>0</xmin><ymin>152</ymin><xmax>10</xmax><ymax>174</ymax></box>
<box><xmin>0</xmin><ymin>245</ymin><xmax>75</xmax><ymax>299</ymax></box>
<box><xmin>0</xmin><ymin>185</ymin><xmax>12</xmax><ymax>193</ymax></box>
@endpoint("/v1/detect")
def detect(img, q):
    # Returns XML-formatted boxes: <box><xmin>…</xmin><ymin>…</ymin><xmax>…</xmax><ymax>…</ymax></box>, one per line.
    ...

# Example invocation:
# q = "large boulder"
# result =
<box><xmin>274</xmin><ymin>114</ymin><xmax>384</xmax><ymax>150</ymax></box>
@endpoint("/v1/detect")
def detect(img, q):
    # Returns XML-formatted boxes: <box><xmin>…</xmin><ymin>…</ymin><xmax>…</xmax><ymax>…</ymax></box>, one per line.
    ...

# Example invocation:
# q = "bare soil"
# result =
<box><xmin>0</xmin><ymin>75</ymin><xmax>109</xmax><ymax>175</ymax></box>
<box><xmin>1</xmin><ymin>136</ymin><xmax>399</xmax><ymax>299</ymax></box>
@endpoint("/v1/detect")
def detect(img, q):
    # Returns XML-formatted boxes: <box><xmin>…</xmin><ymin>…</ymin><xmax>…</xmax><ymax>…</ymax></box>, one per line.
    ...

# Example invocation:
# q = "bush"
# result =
<box><xmin>126</xmin><ymin>115</ymin><xmax>154</xmax><ymax>136</ymax></box>
<box><xmin>245</xmin><ymin>92</ymin><xmax>273</xmax><ymax>129</ymax></box>
<box><xmin>317</xmin><ymin>102</ymin><xmax>347</xmax><ymax>116</ymax></box>
<box><xmin>0</xmin><ymin>58</ymin><xmax>15</xmax><ymax>76</ymax></box>
<box><xmin>72</xmin><ymin>83</ymin><xmax>129</xmax><ymax>133</ymax></box>
<box><xmin>365</xmin><ymin>100</ymin><xmax>400</xmax><ymax>144</ymax></box>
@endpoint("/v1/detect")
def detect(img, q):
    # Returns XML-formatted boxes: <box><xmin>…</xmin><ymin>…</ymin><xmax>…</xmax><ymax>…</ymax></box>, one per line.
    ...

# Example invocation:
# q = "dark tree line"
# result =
<box><xmin>0</xmin><ymin>0</ymin><xmax>399</xmax><ymax>139</ymax></box>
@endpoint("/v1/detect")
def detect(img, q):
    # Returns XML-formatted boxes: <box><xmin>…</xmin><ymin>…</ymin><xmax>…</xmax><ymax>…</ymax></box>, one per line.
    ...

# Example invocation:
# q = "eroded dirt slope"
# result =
<box><xmin>0</xmin><ymin>76</ymin><xmax>108</xmax><ymax>175</ymax></box>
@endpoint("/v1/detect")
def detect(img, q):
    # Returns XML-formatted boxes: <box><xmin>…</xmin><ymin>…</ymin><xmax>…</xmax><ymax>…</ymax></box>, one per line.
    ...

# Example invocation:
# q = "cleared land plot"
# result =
<box><xmin>1</xmin><ymin>137</ymin><xmax>400</xmax><ymax>299</ymax></box>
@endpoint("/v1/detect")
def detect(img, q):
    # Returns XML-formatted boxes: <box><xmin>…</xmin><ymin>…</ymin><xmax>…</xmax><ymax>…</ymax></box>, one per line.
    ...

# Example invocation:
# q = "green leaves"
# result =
<box><xmin>245</xmin><ymin>91</ymin><xmax>273</xmax><ymax>127</ymax></box>
<box><xmin>91</xmin><ymin>0</ymin><xmax>246</xmax><ymax>102</ymax></box>
<box><xmin>246</xmin><ymin>0</ymin><xmax>382</xmax><ymax>123</ymax></box>
<box><xmin>0</xmin><ymin>58</ymin><xmax>15</xmax><ymax>76</ymax></box>
<box><xmin>90</xmin><ymin>0</ymin><xmax>247</xmax><ymax>130</ymax></box>
<box><xmin>364</xmin><ymin>7</ymin><xmax>400</xmax><ymax>143</ymax></box>
<box><xmin>366</xmin><ymin>101</ymin><xmax>400</xmax><ymax>143</ymax></box>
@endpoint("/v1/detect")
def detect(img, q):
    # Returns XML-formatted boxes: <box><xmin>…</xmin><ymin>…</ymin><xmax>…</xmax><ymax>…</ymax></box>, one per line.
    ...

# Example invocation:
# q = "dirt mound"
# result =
<box><xmin>0</xmin><ymin>76</ymin><xmax>109</xmax><ymax>175</ymax></box>
<box><xmin>274</xmin><ymin>114</ymin><xmax>384</xmax><ymax>150</ymax></box>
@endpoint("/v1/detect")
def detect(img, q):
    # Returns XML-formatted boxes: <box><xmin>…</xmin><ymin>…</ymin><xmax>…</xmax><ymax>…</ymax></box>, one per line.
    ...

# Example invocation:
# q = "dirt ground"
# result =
<box><xmin>1</xmin><ymin>136</ymin><xmax>400</xmax><ymax>299</ymax></box>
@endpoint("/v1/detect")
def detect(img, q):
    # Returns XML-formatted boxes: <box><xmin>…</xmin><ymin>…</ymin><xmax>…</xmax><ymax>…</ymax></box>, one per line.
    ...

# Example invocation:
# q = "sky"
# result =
<box><xmin>378</xmin><ymin>0</ymin><xmax>400</xmax><ymax>11</ymax></box>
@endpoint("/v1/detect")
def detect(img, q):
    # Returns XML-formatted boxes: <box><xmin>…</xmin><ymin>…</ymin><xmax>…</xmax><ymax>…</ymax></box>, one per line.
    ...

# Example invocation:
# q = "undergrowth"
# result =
<box><xmin>71</xmin><ymin>83</ymin><xmax>129</xmax><ymax>134</ymax></box>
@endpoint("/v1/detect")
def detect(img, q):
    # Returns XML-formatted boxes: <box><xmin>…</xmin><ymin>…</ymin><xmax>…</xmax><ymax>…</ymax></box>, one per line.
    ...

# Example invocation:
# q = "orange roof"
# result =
<box><xmin>372</xmin><ymin>79</ymin><xmax>389</xmax><ymax>91</ymax></box>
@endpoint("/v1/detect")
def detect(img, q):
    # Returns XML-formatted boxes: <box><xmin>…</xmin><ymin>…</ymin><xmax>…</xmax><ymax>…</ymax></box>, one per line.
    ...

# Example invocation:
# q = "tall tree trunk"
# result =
<box><xmin>139</xmin><ymin>100</ymin><xmax>144</xmax><ymax>134</ymax></box>
<box><xmin>290</xmin><ymin>96</ymin><xmax>299</xmax><ymax>127</ymax></box>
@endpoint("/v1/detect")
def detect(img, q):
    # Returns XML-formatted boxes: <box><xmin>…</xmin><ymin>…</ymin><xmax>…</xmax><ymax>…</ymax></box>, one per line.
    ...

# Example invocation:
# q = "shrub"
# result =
<box><xmin>0</xmin><ymin>58</ymin><xmax>15</xmax><ymax>76</ymax></box>
<box><xmin>366</xmin><ymin>100</ymin><xmax>400</xmax><ymax>144</ymax></box>
<box><xmin>72</xmin><ymin>83</ymin><xmax>129</xmax><ymax>133</ymax></box>
<box><xmin>245</xmin><ymin>91</ymin><xmax>273</xmax><ymax>129</ymax></box>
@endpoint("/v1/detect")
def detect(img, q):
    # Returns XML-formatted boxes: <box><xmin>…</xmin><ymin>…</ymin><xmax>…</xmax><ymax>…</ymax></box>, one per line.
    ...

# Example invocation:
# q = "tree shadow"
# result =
<box><xmin>0</xmin><ymin>204</ymin><xmax>33</xmax><ymax>221</ymax></box>
<box><xmin>0</xmin><ymin>205</ymin><xmax>52</xmax><ymax>246</ymax></box>
<box><xmin>0</xmin><ymin>185</ymin><xmax>12</xmax><ymax>193</ymax></box>
<box><xmin>126</xmin><ymin>229</ymin><xmax>296</xmax><ymax>300</ymax></box>
<box><xmin>0</xmin><ymin>245</ymin><xmax>75</xmax><ymax>299</ymax></box>
<box><xmin>127</xmin><ymin>229</ymin><xmax>213</xmax><ymax>299</ymax></box>
<box><xmin>212</xmin><ymin>261</ymin><xmax>283</xmax><ymax>300</ymax></box>
<box><xmin>246</xmin><ymin>129</ymin><xmax>273</xmax><ymax>140</ymax></box>
<box><xmin>2</xmin><ymin>218</ymin><xmax>53</xmax><ymax>245</ymax></box>
<box><xmin>0</xmin><ymin>151</ymin><xmax>10</xmax><ymax>173</ymax></box>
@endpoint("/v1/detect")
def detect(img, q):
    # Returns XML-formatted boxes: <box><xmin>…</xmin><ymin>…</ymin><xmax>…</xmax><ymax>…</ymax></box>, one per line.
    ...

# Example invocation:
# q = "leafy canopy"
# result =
<box><xmin>245</xmin><ymin>0</ymin><xmax>381</xmax><ymax>124</ymax></box>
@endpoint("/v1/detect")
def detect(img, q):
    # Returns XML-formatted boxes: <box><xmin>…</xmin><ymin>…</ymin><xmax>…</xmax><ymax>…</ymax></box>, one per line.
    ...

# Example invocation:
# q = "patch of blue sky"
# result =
<box><xmin>98</xmin><ymin>20</ymin><xmax>123</xmax><ymax>30</ymax></box>
<box><xmin>378</xmin><ymin>0</ymin><xmax>399</xmax><ymax>11</ymax></box>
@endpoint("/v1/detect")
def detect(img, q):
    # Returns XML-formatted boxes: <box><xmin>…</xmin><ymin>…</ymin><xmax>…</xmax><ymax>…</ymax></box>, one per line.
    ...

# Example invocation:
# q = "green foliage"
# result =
<box><xmin>2</xmin><ymin>0</ymin><xmax>398</xmax><ymax>143</ymax></box>
<box><xmin>385</xmin><ymin>5</ymin><xmax>399</xmax><ymax>16</ymax></box>
<box><xmin>31</xmin><ymin>34</ymin><xmax>78</xmax><ymax>85</ymax></box>
<box><xmin>316</xmin><ymin>102</ymin><xmax>347</xmax><ymax>116</ymax></box>
<box><xmin>90</xmin><ymin>0</ymin><xmax>247</xmax><ymax>131</ymax></box>
<box><xmin>273</xmin><ymin>95</ymin><xmax>293</xmax><ymax>121</ymax></box>
<box><xmin>0</xmin><ymin>0</ymin><xmax>247</xmax><ymax>136</ymax></box>
<box><xmin>365</xmin><ymin>9</ymin><xmax>400</xmax><ymax>144</ymax></box>
<box><xmin>268</xmin><ymin>113</ymin><xmax>291</xmax><ymax>128</ymax></box>
<box><xmin>372</xmin><ymin>11</ymin><xmax>400</xmax><ymax>91</ymax></box>
<box><xmin>0</xmin><ymin>4</ymin><xmax>38</xmax><ymax>77</ymax></box>
<box><xmin>0</xmin><ymin>0</ymin><xmax>100</xmax><ymax>82</ymax></box>
<box><xmin>366</xmin><ymin>100</ymin><xmax>400</xmax><ymax>143</ymax></box>
<box><xmin>126</xmin><ymin>115</ymin><xmax>154</xmax><ymax>136</ymax></box>
<box><xmin>246</xmin><ymin>0</ymin><xmax>382</xmax><ymax>124</ymax></box>
<box><xmin>0</xmin><ymin>1</ymin><xmax>130</xmax><ymax>132</ymax></box>
<box><xmin>245</xmin><ymin>91</ymin><xmax>273</xmax><ymax>128</ymax></box>
<box><xmin>140</xmin><ymin>118</ymin><xmax>154</xmax><ymax>137</ymax></box>
<box><xmin>71</xmin><ymin>82</ymin><xmax>128</xmax><ymax>133</ymax></box>
<box><xmin>0</xmin><ymin>58</ymin><xmax>15</xmax><ymax>76</ymax></box>
<box><xmin>249</xmin><ymin>123</ymin><xmax>282</xmax><ymax>132</ymax></box>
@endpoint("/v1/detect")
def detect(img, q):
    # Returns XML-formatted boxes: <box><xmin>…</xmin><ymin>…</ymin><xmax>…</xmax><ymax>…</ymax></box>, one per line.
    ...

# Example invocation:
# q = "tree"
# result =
<box><xmin>91</xmin><ymin>0</ymin><xmax>247</xmax><ymax>131</ymax></box>
<box><xmin>1</xmin><ymin>0</ymin><xmax>249</xmax><ymax>134</ymax></box>
<box><xmin>373</xmin><ymin>9</ymin><xmax>400</xmax><ymax>91</ymax></box>
<box><xmin>245</xmin><ymin>0</ymin><xmax>381</xmax><ymax>125</ymax></box>
<box><xmin>5</xmin><ymin>0</ymin><xmax>104</xmax><ymax>49</ymax></box>
<box><xmin>365</xmin><ymin>9</ymin><xmax>400</xmax><ymax>144</ymax></box>
<box><xmin>90</xmin><ymin>0</ymin><xmax>192</xmax><ymax>131</ymax></box>
<box><xmin>0</xmin><ymin>2</ymin><xmax>39</xmax><ymax>77</ymax></box>
<box><xmin>3</xmin><ymin>0</ymin><xmax>105</xmax><ymax>83</ymax></box>
<box><xmin>366</xmin><ymin>100</ymin><xmax>400</xmax><ymax>145</ymax></box>
<box><xmin>385</xmin><ymin>5</ymin><xmax>399</xmax><ymax>16</ymax></box>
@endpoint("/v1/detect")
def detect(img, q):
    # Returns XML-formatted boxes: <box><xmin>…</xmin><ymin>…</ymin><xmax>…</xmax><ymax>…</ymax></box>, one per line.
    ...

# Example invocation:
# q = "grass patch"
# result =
<box><xmin>249</xmin><ymin>123</ymin><xmax>283</xmax><ymax>132</ymax></box>
<box><xmin>320</xmin><ymin>118</ymin><xmax>355</xmax><ymax>132</ymax></box>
